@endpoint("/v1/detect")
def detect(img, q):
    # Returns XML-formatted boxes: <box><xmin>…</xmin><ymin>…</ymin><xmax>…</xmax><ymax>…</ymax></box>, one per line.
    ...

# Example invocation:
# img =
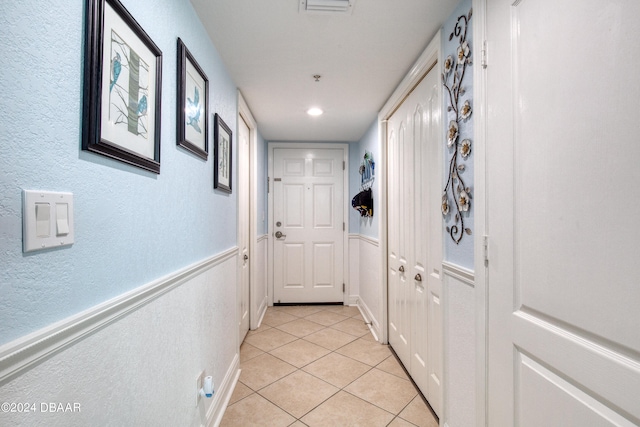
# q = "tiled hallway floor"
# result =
<box><xmin>221</xmin><ymin>305</ymin><xmax>438</xmax><ymax>427</ymax></box>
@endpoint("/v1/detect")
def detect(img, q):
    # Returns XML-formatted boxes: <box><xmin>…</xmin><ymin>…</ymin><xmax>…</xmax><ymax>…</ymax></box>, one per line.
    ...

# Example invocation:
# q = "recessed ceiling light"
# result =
<box><xmin>307</xmin><ymin>107</ymin><xmax>323</xmax><ymax>116</ymax></box>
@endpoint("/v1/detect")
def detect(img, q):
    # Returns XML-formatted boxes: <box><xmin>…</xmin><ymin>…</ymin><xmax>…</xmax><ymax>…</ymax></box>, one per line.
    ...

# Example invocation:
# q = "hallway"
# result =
<box><xmin>221</xmin><ymin>305</ymin><xmax>438</xmax><ymax>426</ymax></box>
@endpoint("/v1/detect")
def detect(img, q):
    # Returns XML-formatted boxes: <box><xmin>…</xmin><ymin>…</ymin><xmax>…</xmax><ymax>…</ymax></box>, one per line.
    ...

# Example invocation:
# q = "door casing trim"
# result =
<box><xmin>267</xmin><ymin>142</ymin><xmax>350</xmax><ymax>306</ymax></box>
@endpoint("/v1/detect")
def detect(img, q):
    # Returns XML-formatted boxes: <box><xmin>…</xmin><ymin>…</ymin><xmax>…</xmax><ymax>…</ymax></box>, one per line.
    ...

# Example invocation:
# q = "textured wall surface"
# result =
<box><xmin>358</xmin><ymin>237</ymin><xmax>381</xmax><ymax>334</ymax></box>
<box><xmin>443</xmin><ymin>268</ymin><xmax>476</xmax><ymax>427</ymax></box>
<box><xmin>350</xmin><ymin>120</ymin><xmax>379</xmax><ymax>239</ymax></box>
<box><xmin>0</xmin><ymin>255</ymin><xmax>238</xmax><ymax>426</ymax></box>
<box><xmin>0</xmin><ymin>0</ymin><xmax>237</xmax><ymax>344</ymax></box>
<box><xmin>442</xmin><ymin>0</ymin><xmax>474</xmax><ymax>269</ymax></box>
<box><xmin>256</xmin><ymin>132</ymin><xmax>267</xmax><ymax>235</ymax></box>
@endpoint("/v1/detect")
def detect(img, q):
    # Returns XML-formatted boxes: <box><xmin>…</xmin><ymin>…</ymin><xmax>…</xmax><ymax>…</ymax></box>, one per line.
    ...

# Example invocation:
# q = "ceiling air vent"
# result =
<box><xmin>299</xmin><ymin>0</ymin><xmax>355</xmax><ymax>14</ymax></box>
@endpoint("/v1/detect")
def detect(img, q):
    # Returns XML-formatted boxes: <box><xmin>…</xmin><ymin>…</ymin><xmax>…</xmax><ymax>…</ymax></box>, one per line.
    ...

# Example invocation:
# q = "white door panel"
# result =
<box><xmin>273</xmin><ymin>148</ymin><xmax>345</xmax><ymax>303</ymax></box>
<box><xmin>487</xmin><ymin>0</ymin><xmax>640</xmax><ymax>425</ymax></box>
<box><xmin>387</xmin><ymin>63</ymin><xmax>442</xmax><ymax>416</ymax></box>
<box><xmin>238</xmin><ymin>117</ymin><xmax>250</xmax><ymax>342</ymax></box>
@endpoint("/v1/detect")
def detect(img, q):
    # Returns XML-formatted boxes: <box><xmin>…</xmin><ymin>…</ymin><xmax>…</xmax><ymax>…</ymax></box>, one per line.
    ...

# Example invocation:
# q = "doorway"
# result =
<box><xmin>268</xmin><ymin>143</ymin><xmax>348</xmax><ymax>304</ymax></box>
<box><xmin>379</xmin><ymin>34</ymin><xmax>443</xmax><ymax>417</ymax></box>
<box><xmin>237</xmin><ymin>91</ymin><xmax>260</xmax><ymax>343</ymax></box>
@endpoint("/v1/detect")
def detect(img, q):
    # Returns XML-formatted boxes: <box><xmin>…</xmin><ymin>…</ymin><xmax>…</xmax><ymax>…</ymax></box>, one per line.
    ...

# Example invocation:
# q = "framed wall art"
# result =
<box><xmin>214</xmin><ymin>113</ymin><xmax>232</xmax><ymax>193</ymax></box>
<box><xmin>177</xmin><ymin>38</ymin><xmax>208</xmax><ymax>160</ymax></box>
<box><xmin>82</xmin><ymin>0</ymin><xmax>163</xmax><ymax>173</ymax></box>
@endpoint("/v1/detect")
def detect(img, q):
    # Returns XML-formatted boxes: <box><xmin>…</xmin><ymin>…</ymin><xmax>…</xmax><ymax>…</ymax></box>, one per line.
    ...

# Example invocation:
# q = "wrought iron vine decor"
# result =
<box><xmin>442</xmin><ymin>8</ymin><xmax>473</xmax><ymax>244</ymax></box>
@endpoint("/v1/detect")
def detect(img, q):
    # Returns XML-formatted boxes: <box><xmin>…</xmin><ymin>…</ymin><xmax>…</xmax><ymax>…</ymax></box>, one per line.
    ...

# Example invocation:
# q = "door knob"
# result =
<box><xmin>399</xmin><ymin>265</ymin><xmax>405</xmax><ymax>273</ymax></box>
<box><xmin>244</xmin><ymin>254</ymin><xmax>249</xmax><ymax>261</ymax></box>
<box><xmin>275</xmin><ymin>231</ymin><xmax>286</xmax><ymax>239</ymax></box>
<box><xmin>415</xmin><ymin>273</ymin><xmax>422</xmax><ymax>282</ymax></box>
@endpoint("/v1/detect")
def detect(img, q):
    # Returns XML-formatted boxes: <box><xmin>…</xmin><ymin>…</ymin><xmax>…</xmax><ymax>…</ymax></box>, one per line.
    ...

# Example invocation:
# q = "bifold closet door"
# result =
<box><xmin>387</xmin><ymin>63</ymin><xmax>442</xmax><ymax>417</ymax></box>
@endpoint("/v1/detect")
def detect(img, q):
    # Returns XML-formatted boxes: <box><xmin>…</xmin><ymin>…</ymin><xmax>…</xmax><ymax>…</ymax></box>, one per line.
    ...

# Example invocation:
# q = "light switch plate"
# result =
<box><xmin>23</xmin><ymin>190</ymin><xmax>74</xmax><ymax>253</ymax></box>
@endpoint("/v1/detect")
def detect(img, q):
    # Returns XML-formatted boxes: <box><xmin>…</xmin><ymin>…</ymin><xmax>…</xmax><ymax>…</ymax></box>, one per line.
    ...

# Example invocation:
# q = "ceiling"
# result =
<box><xmin>190</xmin><ymin>0</ymin><xmax>458</xmax><ymax>142</ymax></box>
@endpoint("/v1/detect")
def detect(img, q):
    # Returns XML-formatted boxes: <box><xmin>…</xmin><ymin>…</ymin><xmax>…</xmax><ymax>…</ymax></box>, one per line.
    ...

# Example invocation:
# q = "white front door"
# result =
<box><xmin>238</xmin><ymin>116</ymin><xmax>250</xmax><ymax>342</ymax></box>
<box><xmin>486</xmin><ymin>0</ymin><xmax>640</xmax><ymax>425</ymax></box>
<box><xmin>272</xmin><ymin>147</ymin><xmax>345</xmax><ymax>303</ymax></box>
<box><xmin>387</xmin><ymin>63</ymin><xmax>443</xmax><ymax>416</ymax></box>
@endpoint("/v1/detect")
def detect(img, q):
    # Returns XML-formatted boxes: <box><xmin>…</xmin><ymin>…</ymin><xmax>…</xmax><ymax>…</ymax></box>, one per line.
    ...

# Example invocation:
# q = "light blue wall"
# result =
<box><xmin>0</xmin><ymin>0</ymin><xmax>238</xmax><ymax>345</ymax></box>
<box><xmin>348</xmin><ymin>142</ymin><xmax>361</xmax><ymax>234</ymax></box>
<box><xmin>256</xmin><ymin>131</ymin><xmax>267</xmax><ymax>235</ymax></box>
<box><xmin>350</xmin><ymin>120</ymin><xmax>379</xmax><ymax>239</ymax></box>
<box><xmin>442</xmin><ymin>0</ymin><xmax>474</xmax><ymax>269</ymax></box>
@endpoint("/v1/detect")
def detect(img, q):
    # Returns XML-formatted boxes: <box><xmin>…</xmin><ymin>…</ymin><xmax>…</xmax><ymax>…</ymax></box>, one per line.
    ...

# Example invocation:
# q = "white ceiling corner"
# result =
<box><xmin>189</xmin><ymin>0</ymin><xmax>459</xmax><ymax>142</ymax></box>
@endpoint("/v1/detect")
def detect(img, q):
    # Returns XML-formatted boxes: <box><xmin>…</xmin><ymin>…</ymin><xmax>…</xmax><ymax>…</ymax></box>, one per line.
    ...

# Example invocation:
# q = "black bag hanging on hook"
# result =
<box><xmin>352</xmin><ymin>188</ymin><xmax>373</xmax><ymax>217</ymax></box>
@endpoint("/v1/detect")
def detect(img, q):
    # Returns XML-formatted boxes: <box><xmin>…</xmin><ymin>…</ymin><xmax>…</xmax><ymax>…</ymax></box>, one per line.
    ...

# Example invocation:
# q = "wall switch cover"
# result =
<box><xmin>23</xmin><ymin>190</ymin><xmax>74</xmax><ymax>253</ymax></box>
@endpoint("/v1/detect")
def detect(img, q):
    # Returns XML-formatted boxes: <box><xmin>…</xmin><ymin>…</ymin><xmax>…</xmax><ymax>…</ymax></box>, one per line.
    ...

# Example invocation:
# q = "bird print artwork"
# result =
<box><xmin>110</xmin><ymin>52</ymin><xmax>121</xmax><ymax>93</ymax></box>
<box><xmin>137</xmin><ymin>95</ymin><xmax>147</xmax><ymax>116</ymax></box>
<box><xmin>186</xmin><ymin>86</ymin><xmax>202</xmax><ymax>133</ymax></box>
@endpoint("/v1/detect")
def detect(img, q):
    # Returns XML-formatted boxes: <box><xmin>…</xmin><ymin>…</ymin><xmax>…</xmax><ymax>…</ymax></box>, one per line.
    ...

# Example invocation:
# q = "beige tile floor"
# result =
<box><xmin>221</xmin><ymin>305</ymin><xmax>439</xmax><ymax>427</ymax></box>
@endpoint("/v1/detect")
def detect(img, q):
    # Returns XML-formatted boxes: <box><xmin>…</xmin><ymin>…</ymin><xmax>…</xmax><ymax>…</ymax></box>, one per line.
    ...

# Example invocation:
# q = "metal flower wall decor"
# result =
<box><xmin>442</xmin><ymin>8</ymin><xmax>473</xmax><ymax>244</ymax></box>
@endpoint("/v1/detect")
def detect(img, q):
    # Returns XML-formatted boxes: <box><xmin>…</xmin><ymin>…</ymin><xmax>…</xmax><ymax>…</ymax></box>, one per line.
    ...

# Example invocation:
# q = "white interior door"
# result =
<box><xmin>387</xmin><ymin>64</ymin><xmax>442</xmax><ymax>416</ymax></box>
<box><xmin>272</xmin><ymin>147</ymin><xmax>345</xmax><ymax>304</ymax></box>
<box><xmin>238</xmin><ymin>116</ymin><xmax>250</xmax><ymax>342</ymax></box>
<box><xmin>486</xmin><ymin>0</ymin><xmax>640</xmax><ymax>425</ymax></box>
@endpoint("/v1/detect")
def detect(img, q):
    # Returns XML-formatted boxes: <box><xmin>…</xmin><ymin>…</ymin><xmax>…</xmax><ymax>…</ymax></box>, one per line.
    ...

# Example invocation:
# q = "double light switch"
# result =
<box><xmin>23</xmin><ymin>190</ymin><xmax>74</xmax><ymax>253</ymax></box>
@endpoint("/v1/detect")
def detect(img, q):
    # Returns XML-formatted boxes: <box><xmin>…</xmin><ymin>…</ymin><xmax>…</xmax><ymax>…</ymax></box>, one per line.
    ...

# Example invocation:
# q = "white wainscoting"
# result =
<box><xmin>348</xmin><ymin>234</ymin><xmax>360</xmax><ymax>305</ymax></box>
<box><xmin>442</xmin><ymin>261</ymin><xmax>476</xmax><ymax>427</ymax></box>
<box><xmin>252</xmin><ymin>235</ymin><xmax>269</xmax><ymax>329</ymax></box>
<box><xmin>357</xmin><ymin>235</ymin><xmax>382</xmax><ymax>341</ymax></box>
<box><xmin>0</xmin><ymin>248</ymin><xmax>240</xmax><ymax>427</ymax></box>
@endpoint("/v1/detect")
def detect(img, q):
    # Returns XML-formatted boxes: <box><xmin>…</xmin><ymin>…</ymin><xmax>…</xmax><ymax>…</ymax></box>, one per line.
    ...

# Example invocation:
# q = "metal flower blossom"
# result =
<box><xmin>447</xmin><ymin>121</ymin><xmax>458</xmax><ymax>147</ymax></box>
<box><xmin>457</xmin><ymin>40</ymin><xmax>470</xmax><ymax>65</ymax></box>
<box><xmin>441</xmin><ymin>194</ymin><xmax>450</xmax><ymax>215</ymax></box>
<box><xmin>459</xmin><ymin>190</ymin><xmax>470</xmax><ymax>212</ymax></box>
<box><xmin>444</xmin><ymin>55</ymin><xmax>454</xmax><ymax>74</ymax></box>
<box><xmin>460</xmin><ymin>100</ymin><xmax>472</xmax><ymax>120</ymax></box>
<box><xmin>460</xmin><ymin>139</ymin><xmax>471</xmax><ymax>158</ymax></box>
<box><xmin>442</xmin><ymin>7</ymin><xmax>473</xmax><ymax>244</ymax></box>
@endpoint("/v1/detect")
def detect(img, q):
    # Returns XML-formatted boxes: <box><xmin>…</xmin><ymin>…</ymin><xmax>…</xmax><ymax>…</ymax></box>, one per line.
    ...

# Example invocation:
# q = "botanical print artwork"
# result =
<box><xmin>185</xmin><ymin>72</ymin><xmax>203</xmax><ymax>134</ymax></box>
<box><xmin>442</xmin><ymin>8</ymin><xmax>473</xmax><ymax>244</ymax></box>
<box><xmin>219</xmin><ymin>134</ymin><xmax>229</xmax><ymax>182</ymax></box>
<box><xmin>109</xmin><ymin>30</ymin><xmax>150</xmax><ymax>139</ymax></box>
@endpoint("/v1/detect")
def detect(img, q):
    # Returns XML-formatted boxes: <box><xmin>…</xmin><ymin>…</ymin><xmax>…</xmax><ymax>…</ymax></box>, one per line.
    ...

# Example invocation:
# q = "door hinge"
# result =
<box><xmin>342</xmin><ymin>283</ymin><xmax>345</xmax><ymax>293</ymax></box>
<box><xmin>481</xmin><ymin>40</ymin><xmax>488</xmax><ymax>69</ymax></box>
<box><xmin>343</xmin><ymin>222</ymin><xmax>345</xmax><ymax>231</ymax></box>
<box><xmin>483</xmin><ymin>235</ymin><xmax>489</xmax><ymax>266</ymax></box>
<box><xmin>268</xmin><ymin>177</ymin><xmax>270</xmax><ymax>193</ymax></box>
<box><xmin>343</xmin><ymin>161</ymin><xmax>345</xmax><ymax>170</ymax></box>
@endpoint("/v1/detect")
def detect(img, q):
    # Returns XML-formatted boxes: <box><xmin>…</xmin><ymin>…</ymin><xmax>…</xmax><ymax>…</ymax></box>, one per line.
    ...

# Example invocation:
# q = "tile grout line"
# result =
<box><xmin>228</xmin><ymin>305</ymin><xmax>429</xmax><ymax>426</ymax></box>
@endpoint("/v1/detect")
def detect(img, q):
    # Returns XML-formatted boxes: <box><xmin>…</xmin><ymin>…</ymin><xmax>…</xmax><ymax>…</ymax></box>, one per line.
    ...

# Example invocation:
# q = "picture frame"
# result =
<box><xmin>82</xmin><ymin>0</ymin><xmax>163</xmax><ymax>174</ymax></box>
<box><xmin>214</xmin><ymin>113</ymin><xmax>232</xmax><ymax>193</ymax></box>
<box><xmin>177</xmin><ymin>38</ymin><xmax>208</xmax><ymax>160</ymax></box>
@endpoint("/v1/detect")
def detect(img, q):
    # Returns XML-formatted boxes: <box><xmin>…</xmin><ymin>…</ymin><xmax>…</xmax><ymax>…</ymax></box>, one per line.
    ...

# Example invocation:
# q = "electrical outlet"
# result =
<box><xmin>195</xmin><ymin>370</ymin><xmax>205</xmax><ymax>406</ymax></box>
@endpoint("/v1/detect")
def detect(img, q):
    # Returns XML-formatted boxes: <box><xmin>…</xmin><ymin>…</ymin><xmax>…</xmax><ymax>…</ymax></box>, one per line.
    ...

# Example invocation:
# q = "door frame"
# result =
<box><xmin>378</xmin><ymin>33</ymin><xmax>442</xmax><ymax>346</ymax></box>
<box><xmin>238</xmin><ymin>91</ymin><xmax>264</xmax><ymax>332</ymax></box>
<box><xmin>471</xmin><ymin>0</ymin><xmax>488</xmax><ymax>425</ymax></box>
<box><xmin>267</xmin><ymin>142</ymin><xmax>349</xmax><ymax>306</ymax></box>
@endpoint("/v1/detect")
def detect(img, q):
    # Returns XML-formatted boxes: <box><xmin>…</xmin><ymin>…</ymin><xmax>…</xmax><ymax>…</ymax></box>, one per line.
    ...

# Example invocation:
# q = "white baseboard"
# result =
<box><xmin>206</xmin><ymin>353</ymin><xmax>240</xmax><ymax>427</ymax></box>
<box><xmin>357</xmin><ymin>297</ymin><xmax>380</xmax><ymax>342</ymax></box>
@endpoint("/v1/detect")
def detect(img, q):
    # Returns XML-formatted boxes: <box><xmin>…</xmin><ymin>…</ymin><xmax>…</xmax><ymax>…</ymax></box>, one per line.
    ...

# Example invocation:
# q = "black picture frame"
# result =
<box><xmin>214</xmin><ymin>113</ymin><xmax>232</xmax><ymax>193</ymax></box>
<box><xmin>177</xmin><ymin>38</ymin><xmax>208</xmax><ymax>160</ymax></box>
<box><xmin>82</xmin><ymin>0</ymin><xmax>163</xmax><ymax>174</ymax></box>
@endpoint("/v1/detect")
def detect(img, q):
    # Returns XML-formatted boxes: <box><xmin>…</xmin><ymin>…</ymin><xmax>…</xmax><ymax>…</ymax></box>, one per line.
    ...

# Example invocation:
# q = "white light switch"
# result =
<box><xmin>36</xmin><ymin>203</ymin><xmax>50</xmax><ymax>237</ymax></box>
<box><xmin>56</xmin><ymin>203</ymin><xmax>69</xmax><ymax>235</ymax></box>
<box><xmin>23</xmin><ymin>190</ymin><xmax>74</xmax><ymax>253</ymax></box>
